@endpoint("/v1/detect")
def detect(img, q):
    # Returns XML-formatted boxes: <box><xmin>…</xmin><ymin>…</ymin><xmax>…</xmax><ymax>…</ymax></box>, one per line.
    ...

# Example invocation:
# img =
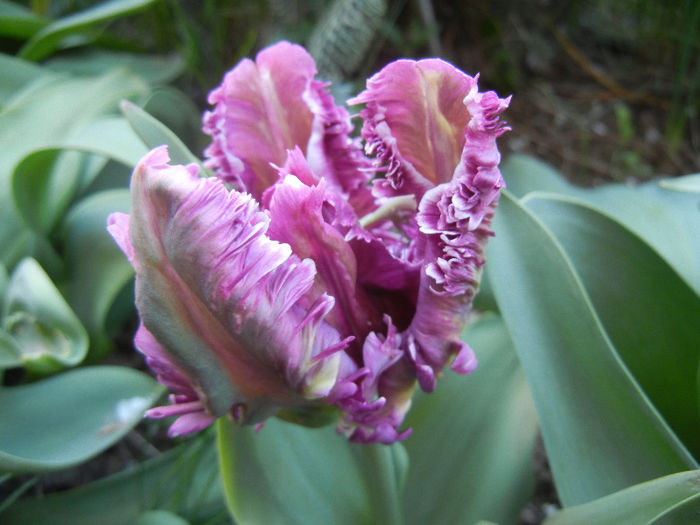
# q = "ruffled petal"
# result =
<box><xmin>202</xmin><ymin>41</ymin><xmax>317</xmax><ymax>197</ymax></box>
<box><xmin>405</xmin><ymin>80</ymin><xmax>509</xmax><ymax>388</ymax></box>
<box><xmin>203</xmin><ymin>40</ymin><xmax>374</xmax><ymax>211</ymax></box>
<box><xmin>349</xmin><ymin>59</ymin><xmax>475</xmax><ymax>199</ymax></box>
<box><xmin>304</xmin><ymin>79</ymin><xmax>375</xmax><ymax>214</ymax></box>
<box><xmin>266</xmin><ymin>173</ymin><xmax>382</xmax><ymax>349</ymax></box>
<box><xmin>337</xmin><ymin>317</ymin><xmax>415</xmax><ymax>444</ymax></box>
<box><xmin>116</xmin><ymin>146</ymin><xmax>352</xmax><ymax>426</ymax></box>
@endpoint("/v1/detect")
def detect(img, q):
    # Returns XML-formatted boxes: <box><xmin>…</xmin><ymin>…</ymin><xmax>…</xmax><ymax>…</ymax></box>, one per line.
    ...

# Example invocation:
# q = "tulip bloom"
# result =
<box><xmin>109</xmin><ymin>41</ymin><xmax>509</xmax><ymax>444</ymax></box>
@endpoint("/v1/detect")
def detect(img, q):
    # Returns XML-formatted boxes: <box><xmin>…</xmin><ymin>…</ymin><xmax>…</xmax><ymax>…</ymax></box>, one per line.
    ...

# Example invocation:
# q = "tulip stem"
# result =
<box><xmin>354</xmin><ymin>443</ymin><xmax>407</xmax><ymax>525</ymax></box>
<box><xmin>359</xmin><ymin>195</ymin><xmax>417</xmax><ymax>228</ymax></box>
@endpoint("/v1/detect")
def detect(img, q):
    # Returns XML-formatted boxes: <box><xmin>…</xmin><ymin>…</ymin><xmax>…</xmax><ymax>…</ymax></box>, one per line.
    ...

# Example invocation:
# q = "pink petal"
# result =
<box><xmin>350</xmin><ymin>59</ymin><xmax>476</xmax><ymax>198</ymax></box>
<box><xmin>304</xmin><ymin>79</ymin><xmax>375</xmax><ymax>214</ymax></box>
<box><xmin>265</xmin><ymin>174</ymin><xmax>382</xmax><ymax>348</ymax></box>
<box><xmin>126</xmin><ymin>146</ymin><xmax>350</xmax><ymax>425</ymax></box>
<box><xmin>202</xmin><ymin>41</ymin><xmax>317</xmax><ymax>198</ymax></box>
<box><xmin>167</xmin><ymin>411</ymin><xmax>217</xmax><ymax>437</ymax></box>
<box><xmin>107</xmin><ymin>212</ymin><xmax>137</xmax><ymax>269</ymax></box>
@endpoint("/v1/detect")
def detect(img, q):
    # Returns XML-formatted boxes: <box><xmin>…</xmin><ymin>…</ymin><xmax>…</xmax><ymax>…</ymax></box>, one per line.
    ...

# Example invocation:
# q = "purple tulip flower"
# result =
<box><xmin>108</xmin><ymin>41</ymin><xmax>510</xmax><ymax>444</ymax></box>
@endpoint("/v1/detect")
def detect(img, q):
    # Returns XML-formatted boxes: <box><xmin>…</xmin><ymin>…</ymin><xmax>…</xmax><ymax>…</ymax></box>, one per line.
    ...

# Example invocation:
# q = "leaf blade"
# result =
<box><xmin>487</xmin><ymin>191</ymin><xmax>696</xmax><ymax>506</ymax></box>
<box><xmin>525</xmin><ymin>194</ymin><xmax>700</xmax><ymax>458</ymax></box>
<box><xmin>544</xmin><ymin>470</ymin><xmax>700</xmax><ymax>525</ymax></box>
<box><xmin>402</xmin><ymin>313</ymin><xmax>538</xmax><ymax>525</ymax></box>
<box><xmin>0</xmin><ymin>366</ymin><xmax>162</xmax><ymax>472</ymax></box>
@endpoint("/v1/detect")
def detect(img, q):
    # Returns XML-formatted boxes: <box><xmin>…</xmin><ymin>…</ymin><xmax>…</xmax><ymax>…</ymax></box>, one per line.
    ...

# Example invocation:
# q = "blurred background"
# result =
<box><xmin>6</xmin><ymin>0</ymin><xmax>698</xmax><ymax>184</ymax></box>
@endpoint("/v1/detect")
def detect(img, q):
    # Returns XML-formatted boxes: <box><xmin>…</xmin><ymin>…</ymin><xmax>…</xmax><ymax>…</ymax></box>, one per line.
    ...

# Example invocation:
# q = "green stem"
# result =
<box><xmin>355</xmin><ymin>444</ymin><xmax>406</xmax><ymax>525</ymax></box>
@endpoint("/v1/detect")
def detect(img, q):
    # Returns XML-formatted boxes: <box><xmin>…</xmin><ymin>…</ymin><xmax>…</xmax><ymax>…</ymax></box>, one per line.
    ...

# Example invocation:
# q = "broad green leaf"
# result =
<box><xmin>134</xmin><ymin>510</ymin><xmax>191</xmax><ymax>525</ymax></box>
<box><xmin>0</xmin><ymin>262</ymin><xmax>6</xmax><ymax>296</ymax></box>
<box><xmin>545</xmin><ymin>470</ymin><xmax>700</xmax><ymax>525</ymax></box>
<box><xmin>0</xmin><ymin>330</ymin><xmax>22</xmax><ymax>369</ymax></box>
<box><xmin>659</xmin><ymin>174</ymin><xmax>700</xmax><ymax>194</ymax></box>
<box><xmin>576</xmin><ymin>181</ymin><xmax>700</xmax><ymax>294</ymax></box>
<box><xmin>66</xmin><ymin>116</ymin><xmax>150</xmax><ymax>167</ymax></box>
<box><xmin>0</xmin><ymin>1</ymin><xmax>47</xmax><ymax>39</ymax></box>
<box><xmin>1</xmin><ymin>432</ymin><xmax>227</xmax><ymax>524</ymax></box>
<box><xmin>0</xmin><ymin>54</ymin><xmax>47</xmax><ymax>106</ymax></box>
<box><xmin>121</xmin><ymin>100</ymin><xmax>205</xmax><ymax>168</ymax></box>
<box><xmin>0</xmin><ymin>68</ymin><xmax>148</xmax><ymax>267</ymax></box>
<box><xmin>0</xmin><ymin>366</ymin><xmax>162</xmax><ymax>472</ymax></box>
<box><xmin>11</xmin><ymin>118</ymin><xmax>146</xmax><ymax>235</ymax></box>
<box><xmin>18</xmin><ymin>0</ymin><xmax>158</xmax><ymax>61</ymax></box>
<box><xmin>487</xmin><ymin>192</ymin><xmax>697</xmax><ymax>507</ymax></box>
<box><xmin>648</xmin><ymin>492</ymin><xmax>700</xmax><ymax>524</ymax></box>
<box><xmin>1</xmin><ymin>258</ymin><xmax>87</xmax><ymax>374</ymax></box>
<box><xmin>402</xmin><ymin>313</ymin><xmax>538</xmax><ymax>525</ymax></box>
<box><xmin>0</xmin><ymin>265</ymin><xmax>12</xmax><ymax>368</ymax></box>
<box><xmin>12</xmin><ymin>149</ymin><xmax>84</xmax><ymax>234</ymax></box>
<box><xmin>217</xmin><ymin>418</ymin><xmax>405</xmax><ymax>525</ymax></box>
<box><xmin>525</xmin><ymin>195</ymin><xmax>700</xmax><ymax>458</ymax></box>
<box><xmin>47</xmin><ymin>50</ymin><xmax>185</xmax><ymax>85</ymax></box>
<box><xmin>502</xmin><ymin>154</ymin><xmax>700</xmax><ymax>294</ymax></box>
<box><xmin>60</xmin><ymin>189</ymin><xmax>134</xmax><ymax>357</ymax></box>
<box><xmin>501</xmin><ymin>154</ymin><xmax>574</xmax><ymax>198</ymax></box>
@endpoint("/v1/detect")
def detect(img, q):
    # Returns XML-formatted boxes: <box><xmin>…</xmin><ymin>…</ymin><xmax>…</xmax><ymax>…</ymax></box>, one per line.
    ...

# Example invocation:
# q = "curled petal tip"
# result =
<box><xmin>450</xmin><ymin>342</ymin><xmax>478</xmax><ymax>374</ymax></box>
<box><xmin>140</xmin><ymin>144</ymin><xmax>171</xmax><ymax>168</ymax></box>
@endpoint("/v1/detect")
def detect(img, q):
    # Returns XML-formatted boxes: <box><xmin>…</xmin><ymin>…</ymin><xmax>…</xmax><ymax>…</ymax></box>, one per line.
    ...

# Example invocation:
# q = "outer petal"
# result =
<box><xmin>203</xmin><ymin>41</ymin><xmax>373</xmax><ymax>209</ymax></box>
<box><xmin>349</xmin><ymin>59</ymin><xmax>475</xmax><ymax>198</ymax></box>
<box><xmin>406</xmin><ymin>82</ymin><xmax>509</xmax><ymax>390</ymax></box>
<box><xmin>134</xmin><ymin>324</ymin><xmax>216</xmax><ymax>437</ymax></box>
<box><xmin>113</xmin><ymin>146</ymin><xmax>352</xmax><ymax>426</ymax></box>
<box><xmin>202</xmin><ymin>41</ymin><xmax>317</xmax><ymax>197</ymax></box>
<box><xmin>265</xmin><ymin>173</ymin><xmax>382</xmax><ymax>349</ymax></box>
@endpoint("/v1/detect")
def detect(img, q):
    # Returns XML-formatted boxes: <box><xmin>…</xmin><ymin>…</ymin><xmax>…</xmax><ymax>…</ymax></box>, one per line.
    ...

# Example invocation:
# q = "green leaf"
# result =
<box><xmin>217</xmin><ymin>418</ymin><xmax>405</xmax><ymax>525</ymax></box>
<box><xmin>0</xmin><ymin>432</ymin><xmax>227</xmax><ymax>524</ymax></box>
<box><xmin>0</xmin><ymin>261</ymin><xmax>6</xmax><ymax>297</ymax></box>
<box><xmin>66</xmin><ymin>116</ymin><xmax>149</xmax><ymax>167</ymax></box>
<box><xmin>502</xmin><ymin>155</ymin><xmax>700</xmax><ymax>294</ymax></box>
<box><xmin>0</xmin><ymin>330</ymin><xmax>22</xmax><ymax>369</ymax></box>
<box><xmin>120</xmin><ymin>100</ymin><xmax>206</xmax><ymax>168</ymax></box>
<box><xmin>11</xmin><ymin>118</ymin><xmax>147</xmax><ymax>235</ymax></box>
<box><xmin>659</xmin><ymin>173</ymin><xmax>700</xmax><ymax>194</ymax></box>
<box><xmin>12</xmin><ymin>149</ymin><xmax>83</xmax><ymax>234</ymax></box>
<box><xmin>18</xmin><ymin>0</ymin><xmax>158</xmax><ymax>62</ymax></box>
<box><xmin>60</xmin><ymin>189</ymin><xmax>134</xmax><ymax>356</ymax></box>
<box><xmin>501</xmin><ymin>154</ymin><xmax>574</xmax><ymax>198</ymax></box>
<box><xmin>1</xmin><ymin>258</ymin><xmax>87</xmax><ymax>374</ymax></box>
<box><xmin>648</xmin><ymin>492</ymin><xmax>700</xmax><ymax>524</ymax></box>
<box><xmin>0</xmin><ymin>68</ymin><xmax>148</xmax><ymax>267</ymax></box>
<box><xmin>0</xmin><ymin>1</ymin><xmax>48</xmax><ymax>39</ymax></box>
<box><xmin>46</xmin><ymin>50</ymin><xmax>185</xmax><ymax>85</ymax></box>
<box><xmin>134</xmin><ymin>510</ymin><xmax>191</xmax><ymax>525</ymax></box>
<box><xmin>525</xmin><ymin>195</ymin><xmax>700</xmax><ymax>458</ymax></box>
<box><xmin>577</xmin><ymin>180</ymin><xmax>700</xmax><ymax>294</ymax></box>
<box><xmin>0</xmin><ymin>264</ymin><xmax>15</xmax><ymax>368</ymax></box>
<box><xmin>545</xmin><ymin>470</ymin><xmax>700</xmax><ymax>525</ymax></box>
<box><xmin>0</xmin><ymin>365</ymin><xmax>162</xmax><ymax>472</ymax></box>
<box><xmin>402</xmin><ymin>313</ymin><xmax>538</xmax><ymax>525</ymax></box>
<box><xmin>0</xmin><ymin>54</ymin><xmax>48</xmax><ymax>107</ymax></box>
<box><xmin>487</xmin><ymin>191</ymin><xmax>697</xmax><ymax>507</ymax></box>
